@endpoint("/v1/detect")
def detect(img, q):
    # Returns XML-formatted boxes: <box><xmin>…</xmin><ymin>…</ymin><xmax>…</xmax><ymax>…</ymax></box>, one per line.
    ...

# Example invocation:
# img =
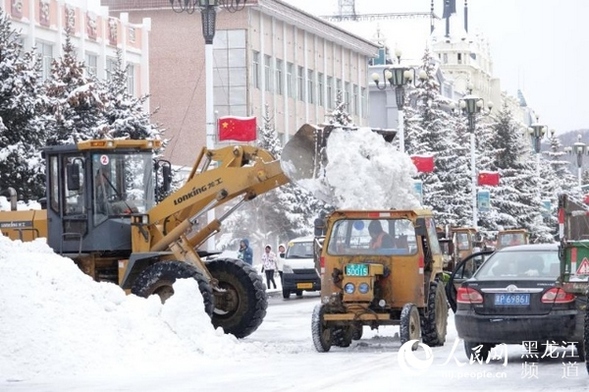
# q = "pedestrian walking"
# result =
<box><xmin>277</xmin><ymin>243</ymin><xmax>286</xmax><ymax>284</ymax></box>
<box><xmin>261</xmin><ymin>244</ymin><xmax>277</xmax><ymax>289</ymax></box>
<box><xmin>237</xmin><ymin>238</ymin><xmax>253</xmax><ymax>266</ymax></box>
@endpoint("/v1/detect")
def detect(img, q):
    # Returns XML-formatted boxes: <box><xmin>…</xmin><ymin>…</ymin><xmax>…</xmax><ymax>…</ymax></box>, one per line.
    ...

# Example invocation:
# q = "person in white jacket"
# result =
<box><xmin>276</xmin><ymin>243</ymin><xmax>286</xmax><ymax>284</ymax></box>
<box><xmin>261</xmin><ymin>245</ymin><xmax>277</xmax><ymax>289</ymax></box>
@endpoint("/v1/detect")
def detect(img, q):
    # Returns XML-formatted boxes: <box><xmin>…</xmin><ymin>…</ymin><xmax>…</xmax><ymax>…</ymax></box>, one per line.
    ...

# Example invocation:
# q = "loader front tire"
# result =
<box><xmin>131</xmin><ymin>260</ymin><xmax>214</xmax><ymax>316</ymax></box>
<box><xmin>206</xmin><ymin>258</ymin><xmax>268</xmax><ymax>339</ymax></box>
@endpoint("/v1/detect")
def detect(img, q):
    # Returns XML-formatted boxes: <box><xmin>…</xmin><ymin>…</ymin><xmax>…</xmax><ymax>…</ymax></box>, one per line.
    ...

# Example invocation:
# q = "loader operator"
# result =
<box><xmin>368</xmin><ymin>220</ymin><xmax>395</xmax><ymax>249</ymax></box>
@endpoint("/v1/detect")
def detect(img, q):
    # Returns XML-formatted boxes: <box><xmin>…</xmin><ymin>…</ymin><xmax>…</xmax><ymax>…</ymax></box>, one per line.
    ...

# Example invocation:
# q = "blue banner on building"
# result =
<box><xmin>477</xmin><ymin>190</ymin><xmax>491</xmax><ymax>212</ymax></box>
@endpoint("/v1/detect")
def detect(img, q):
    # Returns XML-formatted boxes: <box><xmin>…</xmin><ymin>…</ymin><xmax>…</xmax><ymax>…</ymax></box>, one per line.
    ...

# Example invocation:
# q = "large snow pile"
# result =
<box><xmin>0</xmin><ymin>236</ymin><xmax>257</xmax><ymax>381</ymax></box>
<box><xmin>290</xmin><ymin>127</ymin><xmax>420</xmax><ymax>209</ymax></box>
<box><xmin>324</xmin><ymin>128</ymin><xmax>420</xmax><ymax>209</ymax></box>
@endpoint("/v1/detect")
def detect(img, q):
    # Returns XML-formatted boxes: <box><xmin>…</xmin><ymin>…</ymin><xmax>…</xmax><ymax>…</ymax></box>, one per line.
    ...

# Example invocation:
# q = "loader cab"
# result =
<box><xmin>43</xmin><ymin>140</ymin><xmax>160</xmax><ymax>255</ymax></box>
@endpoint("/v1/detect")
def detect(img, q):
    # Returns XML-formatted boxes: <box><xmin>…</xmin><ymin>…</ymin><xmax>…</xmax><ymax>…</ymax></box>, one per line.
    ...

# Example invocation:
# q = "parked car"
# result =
<box><xmin>282</xmin><ymin>236</ymin><xmax>321</xmax><ymax>299</ymax></box>
<box><xmin>452</xmin><ymin>243</ymin><xmax>584</xmax><ymax>361</ymax></box>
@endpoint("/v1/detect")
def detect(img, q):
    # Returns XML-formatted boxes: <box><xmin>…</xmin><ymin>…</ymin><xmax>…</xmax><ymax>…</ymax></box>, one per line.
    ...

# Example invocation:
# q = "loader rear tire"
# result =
<box><xmin>131</xmin><ymin>260</ymin><xmax>214</xmax><ymax>316</ymax></box>
<box><xmin>421</xmin><ymin>280</ymin><xmax>449</xmax><ymax>347</ymax></box>
<box><xmin>206</xmin><ymin>258</ymin><xmax>267</xmax><ymax>339</ymax></box>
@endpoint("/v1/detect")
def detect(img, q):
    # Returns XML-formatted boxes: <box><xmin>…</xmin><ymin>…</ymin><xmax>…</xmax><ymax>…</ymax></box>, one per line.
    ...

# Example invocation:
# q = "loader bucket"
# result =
<box><xmin>281</xmin><ymin>124</ymin><xmax>396</xmax><ymax>187</ymax></box>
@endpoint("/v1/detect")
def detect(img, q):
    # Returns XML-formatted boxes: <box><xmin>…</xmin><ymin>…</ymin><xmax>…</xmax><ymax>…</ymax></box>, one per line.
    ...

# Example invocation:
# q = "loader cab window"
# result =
<box><xmin>327</xmin><ymin>218</ymin><xmax>417</xmax><ymax>256</ymax></box>
<box><xmin>92</xmin><ymin>152</ymin><xmax>155</xmax><ymax>225</ymax></box>
<box><xmin>64</xmin><ymin>156</ymin><xmax>85</xmax><ymax>215</ymax></box>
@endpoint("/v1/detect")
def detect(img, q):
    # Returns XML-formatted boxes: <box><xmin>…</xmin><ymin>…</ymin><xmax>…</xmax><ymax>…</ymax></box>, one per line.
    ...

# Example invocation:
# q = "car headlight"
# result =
<box><xmin>283</xmin><ymin>264</ymin><xmax>293</xmax><ymax>273</ymax></box>
<box><xmin>358</xmin><ymin>282</ymin><xmax>370</xmax><ymax>294</ymax></box>
<box><xmin>344</xmin><ymin>283</ymin><xmax>355</xmax><ymax>294</ymax></box>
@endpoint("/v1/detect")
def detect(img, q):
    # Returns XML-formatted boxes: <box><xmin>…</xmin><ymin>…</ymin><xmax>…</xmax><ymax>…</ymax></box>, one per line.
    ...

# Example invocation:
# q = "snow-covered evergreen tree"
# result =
<box><xmin>43</xmin><ymin>29</ymin><xmax>107</xmax><ymax>145</ymax></box>
<box><xmin>484</xmin><ymin>103</ymin><xmax>553</xmax><ymax>242</ymax></box>
<box><xmin>328</xmin><ymin>90</ymin><xmax>353</xmax><ymax>126</ymax></box>
<box><xmin>0</xmin><ymin>9</ymin><xmax>46</xmax><ymax>200</ymax></box>
<box><xmin>98</xmin><ymin>49</ymin><xmax>162</xmax><ymax>140</ymax></box>
<box><xmin>404</xmin><ymin>49</ymin><xmax>471</xmax><ymax>226</ymax></box>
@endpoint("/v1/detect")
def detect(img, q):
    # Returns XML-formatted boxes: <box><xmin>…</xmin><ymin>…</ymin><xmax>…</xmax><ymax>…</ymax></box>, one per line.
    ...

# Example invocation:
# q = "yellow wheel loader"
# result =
<box><xmin>0</xmin><ymin>131</ymin><xmax>319</xmax><ymax>338</ymax></box>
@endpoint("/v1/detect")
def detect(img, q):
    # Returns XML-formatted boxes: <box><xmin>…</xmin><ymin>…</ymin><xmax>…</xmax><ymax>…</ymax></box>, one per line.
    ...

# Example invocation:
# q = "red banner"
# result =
<box><xmin>218</xmin><ymin>116</ymin><xmax>257</xmax><ymax>142</ymax></box>
<box><xmin>410</xmin><ymin>155</ymin><xmax>435</xmax><ymax>173</ymax></box>
<box><xmin>478</xmin><ymin>171</ymin><xmax>500</xmax><ymax>186</ymax></box>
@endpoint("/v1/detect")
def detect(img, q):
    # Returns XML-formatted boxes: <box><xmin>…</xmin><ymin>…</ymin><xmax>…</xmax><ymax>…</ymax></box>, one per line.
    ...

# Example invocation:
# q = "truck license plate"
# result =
<box><xmin>345</xmin><ymin>263</ymin><xmax>369</xmax><ymax>277</ymax></box>
<box><xmin>297</xmin><ymin>283</ymin><xmax>313</xmax><ymax>289</ymax></box>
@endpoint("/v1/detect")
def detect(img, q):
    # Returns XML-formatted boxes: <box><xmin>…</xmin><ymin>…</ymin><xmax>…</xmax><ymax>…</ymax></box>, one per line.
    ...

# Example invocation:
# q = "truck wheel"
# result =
<box><xmin>352</xmin><ymin>324</ymin><xmax>363</xmax><ymax>340</ymax></box>
<box><xmin>464</xmin><ymin>341</ymin><xmax>492</xmax><ymax>362</ymax></box>
<box><xmin>207</xmin><ymin>258</ymin><xmax>267</xmax><ymax>339</ymax></box>
<box><xmin>131</xmin><ymin>260</ymin><xmax>214</xmax><ymax>316</ymax></box>
<box><xmin>311</xmin><ymin>303</ymin><xmax>332</xmax><ymax>352</ymax></box>
<box><xmin>400</xmin><ymin>303</ymin><xmax>421</xmax><ymax>346</ymax></box>
<box><xmin>421</xmin><ymin>280</ymin><xmax>449</xmax><ymax>347</ymax></box>
<box><xmin>333</xmin><ymin>326</ymin><xmax>353</xmax><ymax>347</ymax></box>
<box><xmin>282</xmin><ymin>289</ymin><xmax>290</xmax><ymax>299</ymax></box>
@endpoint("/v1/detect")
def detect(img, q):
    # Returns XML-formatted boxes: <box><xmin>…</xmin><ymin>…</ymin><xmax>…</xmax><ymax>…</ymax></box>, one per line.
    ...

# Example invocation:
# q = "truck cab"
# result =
<box><xmin>282</xmin><ymin>236</ymin><xmax>321</xmax><ymax>299</ymax></box>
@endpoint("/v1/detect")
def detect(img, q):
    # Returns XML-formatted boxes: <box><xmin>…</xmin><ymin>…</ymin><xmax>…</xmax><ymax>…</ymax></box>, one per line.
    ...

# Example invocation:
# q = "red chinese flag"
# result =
<box><xmin>410</xmin><ymin>155</ymin><xmax>435</xmax><ymax>173</ymax></box>
<box><xmin>217</xmin><ymin>116</ymin><xmax>257</xmax><ymax>142</ymax></box>
<box><xmin>478</xmin><ymin>171</ymin><xmax>500</xmax><ymax>186</ymax></box>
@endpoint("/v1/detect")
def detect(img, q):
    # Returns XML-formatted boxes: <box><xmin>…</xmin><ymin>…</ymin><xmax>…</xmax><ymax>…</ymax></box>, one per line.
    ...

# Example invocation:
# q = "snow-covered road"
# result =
<box><xmin>4</xmin><ymin>291</ymin><xmax>588</xmax><ymax>392</ymax></box>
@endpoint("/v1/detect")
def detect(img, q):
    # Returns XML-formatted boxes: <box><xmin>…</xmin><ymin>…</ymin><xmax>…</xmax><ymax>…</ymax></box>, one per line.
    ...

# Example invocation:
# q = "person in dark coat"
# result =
<box><xmin>238</xmin><ymin>238</ymin><xmax>253</xmax><ymax>266</ymax></box>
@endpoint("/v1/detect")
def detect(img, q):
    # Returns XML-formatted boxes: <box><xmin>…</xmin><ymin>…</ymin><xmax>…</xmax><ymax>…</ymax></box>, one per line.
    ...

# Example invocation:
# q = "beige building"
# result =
<box><xmin>4</xmin><ymin>0</ymin><xmax>151</xmax><ymax>99</ymax></box>
<box><xmin>101</xmin><ymin>0</ymin><xmax>379</xmax><ymax>167</ymax></box>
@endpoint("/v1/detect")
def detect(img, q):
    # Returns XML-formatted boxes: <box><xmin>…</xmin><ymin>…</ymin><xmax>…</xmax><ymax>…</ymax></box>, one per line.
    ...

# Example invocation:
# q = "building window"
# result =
<box><xmin>336</xmin><ymin>78</ymin><xmax>342</xmax><ymax>95</ymax></box>
<box><xmin>457</xmin><ymin>53</ymin><xmax>462</xmax><ymax>64</ymax></box>
<box><xmin>361</xmin><ymin>87</ymin><xmax>367</xmax><ymax>118</ymax></box>
<box><xmin>345</xmin><ymin>82</ymin><xmax>351</xmax><ymax>107</ymax></box>
<box><xmin>443</xmin><ymin>53</ymin><xmax>448</xmax><ymax>64</ymax></box>
<box><xmin>212</xmin><ymin>30</ymin><xmax>247</xmax><ymax>116</ymax></box>
<box><xmin>307</xmin><ymin>69</ymin><xmax>314</xmax><ymax>104</ymax></box>
<box><xmin>37</xmin><ymin>41</ymin><xmax>53</xmax><ymax>80</ymax></box>
<box><xmin>264</xmin><ymin>55</ymin><xmax>272</xmax><ymax>92</ymax></box>
<box><xmin>286</xmin><ymin>62</ymin><xmax>294</xmax><ymax>99</ymax></box>
<box><xmin>297</xmin><ymin>66</ymin><xmax>304</xmax><ymax>101</ymax></box>
<box><xmin>353</xmin><ymin>84</ymin><xmax>359</xmax><ymax>115</ymax></box>
<box><xmin>275</xmin><ymin>59</ymin><xmax>283</xmax><ymax>95</ymax></box>
<box><xmin>85</xmin><ymin>52</ymin><xmax>98</xmax><ymax>78</ymax></box>
<box><xmin>326</xmin><ymin>76</ymin><xmax>333</xmax><ymax>109</ymax></box>
<box><xmin>252</xmin><ymin>51</ymin><xmax>260</xmax><ymax>89</ymax></box>
<box><xmin>127</xmin><ymin>64</ymin><xmax>135</xmax><ymax>95</ymax></box>
<box><xmin>318</xmin><ymin>72</ymin><xmax>324</xmax><ymax>106</ymax></box>
<box><xmin>106</xmin><ymin>57</ymin><xmax>116</xmax><ymax>81</ymax></box>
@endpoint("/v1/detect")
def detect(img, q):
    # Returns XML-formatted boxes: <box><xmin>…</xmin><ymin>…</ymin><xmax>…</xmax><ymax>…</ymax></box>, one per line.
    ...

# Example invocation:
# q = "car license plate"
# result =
<box><xmin>297</xmin><ymin>283</ymin><xmax>313</xmax><ymax>289</ymax></box>
<box><xmin>345</xmin><ymin>263</ymin><xmax>369</xmax><ymax>277</ymax></box>
<box><xmin>494</xmin><ymin>293</ymin><xmax>530</xmax><ymax>306</ymax></box>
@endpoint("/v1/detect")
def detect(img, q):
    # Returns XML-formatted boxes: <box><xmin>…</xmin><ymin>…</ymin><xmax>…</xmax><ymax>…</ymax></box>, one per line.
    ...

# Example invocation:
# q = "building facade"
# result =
<box><xmin>4</xmin><ymin>0</ymin><xmax>151</xmax><ymax>101</ymax></box>
<box><xmin>100</xmin><ymin>0</ymin><xmax>379</xmax><ymax>167</ymax></box>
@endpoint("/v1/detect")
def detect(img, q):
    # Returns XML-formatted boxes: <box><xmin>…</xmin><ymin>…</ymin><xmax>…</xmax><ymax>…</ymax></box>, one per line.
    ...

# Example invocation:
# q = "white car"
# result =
<box><xmin>282</xmin><ymin>236</ymin><xmax>321</xmax><ymax>299</ymax></box>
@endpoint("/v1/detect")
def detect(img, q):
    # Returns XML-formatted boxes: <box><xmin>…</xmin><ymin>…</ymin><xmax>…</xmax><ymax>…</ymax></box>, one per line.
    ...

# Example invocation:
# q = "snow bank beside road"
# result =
<box><xmin>0</xmin><ymin>236</ymin><xmax>256</xmax><ymax>381</ymax></box>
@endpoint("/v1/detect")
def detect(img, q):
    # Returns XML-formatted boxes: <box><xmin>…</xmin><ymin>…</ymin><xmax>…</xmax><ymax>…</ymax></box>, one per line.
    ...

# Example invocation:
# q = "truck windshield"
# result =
<box><xmin>326</xmin><ymin>218</ymin><xmax>417</xmax><ymax>256</ymax></box>
<box><xmin>92</xmin><ymin>151</ymin><xmax>155</xmax><ymax>224</ymax></box>
<box><xmin>285</xmin><ymin>242</ymin><xmax>314</xmax><ymax>258</ymax></box>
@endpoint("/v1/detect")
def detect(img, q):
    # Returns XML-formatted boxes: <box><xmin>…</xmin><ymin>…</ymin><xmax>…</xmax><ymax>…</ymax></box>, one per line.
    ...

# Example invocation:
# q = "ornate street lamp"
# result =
<box><xmin>458</xmin><ymin>84</ymin><xmax>493</xmax><ymax>229</ymax></box>
<box><xmin>564</xmin><ymin>134</ymin><xmax>588</xmax><ymax>187</ymax></box>
<box><xmin>527</xmin><ymin>116</ymin><xmax>551</xmax><ymax>197</ymax></box>
<box><xmin>170</xmin><ymin>0</ymin><xmax>247</xmax><ymax>251</ymax></box>
<box><xmin>371</xmin><ymin>49</ymin><xmax>415</xmax><ymax>153</ymax></box>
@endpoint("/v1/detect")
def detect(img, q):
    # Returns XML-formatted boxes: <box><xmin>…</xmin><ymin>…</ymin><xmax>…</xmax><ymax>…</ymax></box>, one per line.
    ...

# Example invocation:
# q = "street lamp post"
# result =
<box><xmin>371</xmin><ymin>49</ymin><xmax>414</xmax><ymax>153</ymax></box>
<box><xmin>564</xmin><ymin>134</ymin><xmax>588</xmax><ymax>188</ymax></box>
<box><xmin>527</xmin><ymin>116</ymin><xmax>550</xmax><ymax>196</ymax></box>
<box><xmin>459</xmin><ymin>85</ymin><xmax>493</xmax><ymax>229</ymax></box>
<box><xmin>171</xmin><ymin>0</ymin><xmax>247</xmax><ymax>251</ymax></box>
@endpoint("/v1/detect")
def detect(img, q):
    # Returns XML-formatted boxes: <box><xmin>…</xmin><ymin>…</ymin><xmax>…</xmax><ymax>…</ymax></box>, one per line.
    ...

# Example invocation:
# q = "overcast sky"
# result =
<box><xmin>282</xmin><ymin>0</ymin><xmax>588</xmax><ymax>135</ymax></box>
